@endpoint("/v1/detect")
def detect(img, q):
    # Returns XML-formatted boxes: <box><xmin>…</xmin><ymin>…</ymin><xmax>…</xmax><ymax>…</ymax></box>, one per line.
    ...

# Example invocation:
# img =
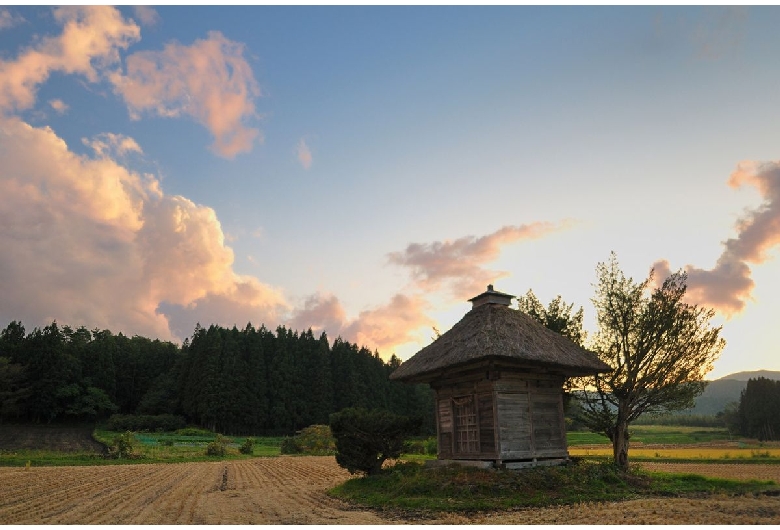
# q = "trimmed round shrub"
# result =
<box><xmin>330</xmin><ymin>408</ymin><xmax>421</xmax><ymax>476</ymax></box>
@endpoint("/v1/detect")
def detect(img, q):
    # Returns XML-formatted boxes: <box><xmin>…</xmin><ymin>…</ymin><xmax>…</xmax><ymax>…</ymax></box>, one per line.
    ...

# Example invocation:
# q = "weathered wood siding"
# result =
<box><xmin>530</xmin><ymin>392</ymin><xmax>566</xmax><ymax>457</ymax></box>
<box><xmin>432</xmin><ymin>367</ymin><xmax>568</xmax><ymax>463</ymax></box>
<box><xmin>437</xmin><ymin>398</ymin><xmax>453</xmax><ymax>458</ymax></box>
<box><xmin>496</xmin><ymin>391</ymin><xmax>532</xmax><ymax>458</ymax></box>
<box><xmin>478</xmin><ymin>393</ymin><xmax>495</xmax><ymax>453</ymax></box>
<box><xmin>494</xmin><ymin>375</ymin><xmax>567</xmax><ymax>461</ymax></box>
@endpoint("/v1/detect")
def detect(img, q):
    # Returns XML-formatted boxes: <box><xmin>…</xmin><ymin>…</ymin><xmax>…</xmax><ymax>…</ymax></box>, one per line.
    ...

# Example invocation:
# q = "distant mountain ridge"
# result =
<box><xmin>716</xmin><ymin>370</ymin><xmax>780</xmax><ymax>382</ymax></box>
<box><xmin>687</xmin><ymin>370</ymin><xmax>780</xmax><ymax>416</ymax></box>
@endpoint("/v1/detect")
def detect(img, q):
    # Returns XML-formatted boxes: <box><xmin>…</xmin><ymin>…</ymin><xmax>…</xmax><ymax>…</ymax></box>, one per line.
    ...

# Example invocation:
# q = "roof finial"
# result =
<box><xmin>469</xmin><ymin>284</ymin><xmax>514</xmax><ymax>308</ymax></box>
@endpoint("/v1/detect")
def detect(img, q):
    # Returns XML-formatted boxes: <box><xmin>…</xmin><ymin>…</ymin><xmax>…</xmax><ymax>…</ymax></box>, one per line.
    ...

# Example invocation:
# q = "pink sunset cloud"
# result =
<box><xmin>48</xmin><ymin>99</ymin><xmax>69</xmax><ymax>114</ymax></box>
<box><xmin>0</xmin><ymin>7</ymin><xmax>261</xmax><ymax>158</ymax></box>
<box><xmin>653</xmin><ymin>160</ymin><xmax>780</xmax><ymax>315</ymax></box>
<box><xmin>288</xmin><ymin>292</ymin><xmax>434</xmax><ymax>353</ymax></box>
<box><xmin>111</xmin><ymin>31</ymin><xmax>261</xmax><ymax>158</ymax></box>
<box><xmin>82</xmin><ymin>132</ymin><xmax>143</xmax><ymax>158</ymax></box>
<box><xmin>0</xmin><ymin>6</ymin><xmax>140</xmax><ymax>113</ymax></box>
<box><xmin>0</xmin><ymin>117</ymin><xmax>285</xmax><ymax>341</ymax></box>
<box><xmin>387</xmin><ymin>221</ymin><xmax>573</xmax><ymax>299</ymax></box>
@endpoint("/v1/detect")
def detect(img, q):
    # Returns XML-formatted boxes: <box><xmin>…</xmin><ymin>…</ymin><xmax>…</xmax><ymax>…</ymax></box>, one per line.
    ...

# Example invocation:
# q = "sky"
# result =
<box><xmin>1</xmin><ymin>6</ymin><xmax>779</xmax><ymax>380</ymax></box>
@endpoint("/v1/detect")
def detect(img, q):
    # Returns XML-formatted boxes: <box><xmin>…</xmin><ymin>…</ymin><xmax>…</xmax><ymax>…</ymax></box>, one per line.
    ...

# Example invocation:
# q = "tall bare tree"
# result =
<box><xmin>576</xmin><ymin>253</ymin><xmax>725</xmax><ymax>470</ymax></box>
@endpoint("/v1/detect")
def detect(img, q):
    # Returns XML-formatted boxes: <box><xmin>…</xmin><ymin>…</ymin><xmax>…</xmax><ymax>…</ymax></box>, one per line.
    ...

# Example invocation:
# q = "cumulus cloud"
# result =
<box><xmin>0</xmin><ymin>117</ymin><xmax>285</xmax><ymax>341</ymax></box>
<box><xmin>289</xmin><ymin>293</ymin><xmax>348</xmax><ymax>337</ymax></box>
<box><xmin>343</xmin><ymin>294</ymin><xmax>435</xmax><ymax>352</ymax></box>
<box><xmin>132</xmin><ymin>6</ymin><xmax>160</xmax><ymax>27</ymax></box>
<box><xmin>158</xmin><ymin>277</ymin><xmax>288</xmax><ymax>340</ymax></box>
<box><xmin>111</xmin><ymin>31</ymin><xmax>261</xmax><ymax>158</ymax></box>
<box><xmin>0</xmin><ymin>6</ymin><xmax>140</xmax><ymax>113</ymax></box>
<box><xmin>0</xmin><ymin>8</ymin><xmax>25</xmax><ymax>31</ymax></box>
<box><xmin>297</xmin><ymin>138</ymin><xmax>312</xmax><ymax>169</ymax></box>
<box><xmin>0</xmin><ymin>114</ymin><xmax>574</xmax><ymax>354</ymax></box>
<box><xmin>48</xmin><ymin>99</ymin><xmax>69</xmax><ymax>114</ymax></box>
<box><xmin>0</xmin><ymin>7</ymin><xmax>261</xmax><ymax>158</ymax></box>
<box><xmin>388</xmin><ymin>222</ymin><xmax>572</xmax><ymax>300</ymax></box>
<box><xmin>289</xmin><ymin>292</ymin><xmax>434</xmax><ymax>353</ymax></box>
<box><xmin>82</xmin><ymin>132</ymin><xmax>143</xmax><ymax>158</ymax></box>
<box><xmin>653</xmin><ymin>160</ymin><xmax>780</xmax><ymax>314</ymax></box>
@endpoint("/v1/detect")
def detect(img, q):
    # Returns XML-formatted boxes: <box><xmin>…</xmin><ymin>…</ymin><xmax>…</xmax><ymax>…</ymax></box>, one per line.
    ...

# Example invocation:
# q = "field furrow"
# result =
<box><xmin>640</xmin><ymin>462</ymin><xmax>780</xmax><ymax>483</ymax></box>
<box><xmin>2</xmin><ymin>457</ymin><xmax>779</xmax><ymax>524</ymax></box>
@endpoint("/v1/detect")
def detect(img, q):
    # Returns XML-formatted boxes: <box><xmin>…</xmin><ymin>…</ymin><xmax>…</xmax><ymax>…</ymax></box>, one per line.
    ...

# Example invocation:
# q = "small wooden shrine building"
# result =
<box><xmin>390</xmin><ymin>285</ymin><xmax>611</xmax><ymax>469</ymax></box>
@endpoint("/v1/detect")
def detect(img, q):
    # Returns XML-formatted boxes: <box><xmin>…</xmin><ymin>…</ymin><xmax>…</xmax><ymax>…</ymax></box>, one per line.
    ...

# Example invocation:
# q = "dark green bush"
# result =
<box><xmin>330</xmin><ymin>408</ymin><xmax>421</xmax><ymax>476</ymax></box>
<box><xmin>280</xmin><ymin>425</ymin><xmax>336</xmax><ymax>455</ymax></box>
<box><xmin>239</xmin><ymin>438</ymin><xmax>255</xmax><ymax>455</ymax></box>
<box><xmin>175</xmin><ymin>427</ymin><xmax>213</xmax><ymax>436</ymax></box>
<box><xmin>205</xmin><ymin>434</ymin><xmax>230</xmax><ymax>456</ymax></box>
<box><xmin>106</xmin><ymin>431</ymin><xmax>137</xmax><ymax>459</ymax></box>
<box><xmin>280</xmin><ymin>436</ymin><xmax>301</xmax><ymax>454</ymax></box>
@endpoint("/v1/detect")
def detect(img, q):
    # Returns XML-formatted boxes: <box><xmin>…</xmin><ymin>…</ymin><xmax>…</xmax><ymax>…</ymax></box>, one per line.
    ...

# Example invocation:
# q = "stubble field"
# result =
<box><xmin>1</xmin><ymin>456</ymin><xmax>779</xmax><ymax>524</ymax></box>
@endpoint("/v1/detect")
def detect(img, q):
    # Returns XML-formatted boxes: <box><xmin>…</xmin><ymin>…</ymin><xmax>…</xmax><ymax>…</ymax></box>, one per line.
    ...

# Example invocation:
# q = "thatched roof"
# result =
<box><xmin>390</xmin><ymin>301</ymin><xmax>611</xmax><ymax>383</ymax></box>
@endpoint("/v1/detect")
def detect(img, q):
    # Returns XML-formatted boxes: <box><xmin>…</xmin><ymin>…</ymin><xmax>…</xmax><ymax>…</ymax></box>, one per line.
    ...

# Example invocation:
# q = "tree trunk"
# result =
<box><xmin>369</xmin><ymin>456</ymin><xmax>386</xmax><ymax>476</ymax></box>
<box><xmin>613</xmin><ymin>417</ymin><xmax>629</xmax><ymax>471</ymax></box>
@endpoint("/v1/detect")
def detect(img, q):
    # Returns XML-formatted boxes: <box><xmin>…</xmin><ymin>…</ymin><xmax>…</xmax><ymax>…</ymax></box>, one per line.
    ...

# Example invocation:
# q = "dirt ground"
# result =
<box><xmin>1</xmin><ymin>456</ymin><xmax>780</xmax><ymax>524</ymax></box>
<box><xmin>0</xmin><ymin>424</ymin><xmax>104</xmax><ymax>453</ymax></box>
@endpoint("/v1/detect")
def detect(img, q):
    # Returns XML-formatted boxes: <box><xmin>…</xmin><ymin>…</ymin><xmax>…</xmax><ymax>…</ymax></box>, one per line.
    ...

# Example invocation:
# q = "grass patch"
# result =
<box><xmin>0</xmin><ymin>428</ymin><xmax>284</xmax><ymax>467</ymax></box>
<box><xmin>92</xmin><ymin>429</ymin><xmax>283</xmax><ymax>462</ymax></box>
<box><xmin>566</xmin><ymin>426</ymin><xmax>734</xmax><ymax>446</ymax></box>
<box><xmin>0</xmin><ymin>449</ymin><xmax>110</xmax><ymax>467</ymax></box>
<box><xmin>329</xmin><ymin>459</ymin><xmax>778</xmax><ymax>513</ymax></box>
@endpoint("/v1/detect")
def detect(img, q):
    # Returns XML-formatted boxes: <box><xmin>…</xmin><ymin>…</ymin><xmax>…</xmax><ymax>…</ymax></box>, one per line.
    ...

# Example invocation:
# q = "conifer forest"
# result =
<box><xmin>0</xmin><ymin>320</ymin><xmax>435</xmax><ymax>435</ymax></box>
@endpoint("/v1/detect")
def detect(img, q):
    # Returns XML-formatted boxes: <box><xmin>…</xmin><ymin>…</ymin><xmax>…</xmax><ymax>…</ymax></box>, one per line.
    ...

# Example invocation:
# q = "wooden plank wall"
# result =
<box><xmin>433</xmin><ymin>369</ymin><xmax>568</xmax><ymax>462</ymax></box>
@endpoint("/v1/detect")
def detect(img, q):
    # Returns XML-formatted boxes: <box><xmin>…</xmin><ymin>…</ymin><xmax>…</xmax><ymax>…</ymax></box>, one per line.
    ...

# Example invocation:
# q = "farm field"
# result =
<box><xmin>1</xmin><ymin>456</ymin><xmax>779</xmax><ymax>524</ymax></box>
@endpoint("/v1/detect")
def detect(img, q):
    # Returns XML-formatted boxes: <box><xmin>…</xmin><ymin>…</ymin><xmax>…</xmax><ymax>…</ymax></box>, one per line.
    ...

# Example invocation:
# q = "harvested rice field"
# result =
<box><xmin>570</xmin><ymin>445</ymin><xmax>780</xmax><ymax>461</ymax></box>
<box><xmin>1</xmin><ymin>456</ymin><xmax>779</xmax><ymax>524</ymax></box>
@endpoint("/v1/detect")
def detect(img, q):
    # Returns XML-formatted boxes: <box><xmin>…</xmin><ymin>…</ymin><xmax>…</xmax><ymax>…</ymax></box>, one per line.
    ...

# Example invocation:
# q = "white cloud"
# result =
<box><xmin>0</xmin><ymin>117</ymin><xmax>285</xmax><ymax>341</ymax></box>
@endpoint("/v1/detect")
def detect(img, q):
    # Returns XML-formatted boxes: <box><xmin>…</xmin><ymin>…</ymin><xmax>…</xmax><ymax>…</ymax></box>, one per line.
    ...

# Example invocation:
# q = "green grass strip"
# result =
<box><xmin>329</xmin><ymin>460</ymin><xmax>778</xmax><ymax>513</ymax></box>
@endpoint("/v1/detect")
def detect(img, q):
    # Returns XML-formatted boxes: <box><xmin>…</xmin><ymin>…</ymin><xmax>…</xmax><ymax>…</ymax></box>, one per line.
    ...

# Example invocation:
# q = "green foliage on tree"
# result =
<box><xmin>575</xmin><ymin>253</ymin><xmax>725</xmax><ymax>470</ymax></box>
<box><xmin>205</xmin><ymin>434</ymin><xmax>231</xmax><ymax>456</ymax></box>
<box><xmin>733</xmin><ymin>377</ymin><xmax>780</xmax><ymax>440</ymax></box>
<box><xmin>239</xmin><ymin>437</ymin><xmax>255</xmax><ymax>455</ymax></box>
<box><xmin>280</xmin><ymin>424</ymin><xmax>336</xmax><ymax>455</ymax></box>
<box><xmin>330</xmin><ymin>408</ymin><xmax>421</xmax><ymax>476</ymax></box>
<box><xmin>107</xmin><ymin>431</ymin><xmax>137</xmax><ymax>459</ymax></box>
<box><xmin>0</xmin><ymin>356</ymin><xmax>28</xmax><ymax>421</ymax></box>
<box><xmin>0</xmin><ymin>317</ymin><xmax>433</xmax><ymax>437</ymax></box>
<box><xmin>517</xmin><ymin>289</ymin><xmax>587</xmax><ymax>346</ymax></box>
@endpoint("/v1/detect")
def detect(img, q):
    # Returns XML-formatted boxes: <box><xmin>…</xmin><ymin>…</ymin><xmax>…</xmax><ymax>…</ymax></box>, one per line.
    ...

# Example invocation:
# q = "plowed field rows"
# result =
<box><xmin>640</xmin><ymin>462</ymin><xmax>780</xmax><ymax>483</ymax></box>
<box><xmin>1</xmin><ymin>457</ymin><xmax>779</xmax><ymax>524</ymax></box>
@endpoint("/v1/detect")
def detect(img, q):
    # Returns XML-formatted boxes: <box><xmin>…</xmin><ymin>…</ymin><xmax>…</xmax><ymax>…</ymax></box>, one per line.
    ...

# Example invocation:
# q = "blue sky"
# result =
<box><xmin>2</xmin><ymin>6</ymin><xmax>780</xmax><ymax>379</ymax></box>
